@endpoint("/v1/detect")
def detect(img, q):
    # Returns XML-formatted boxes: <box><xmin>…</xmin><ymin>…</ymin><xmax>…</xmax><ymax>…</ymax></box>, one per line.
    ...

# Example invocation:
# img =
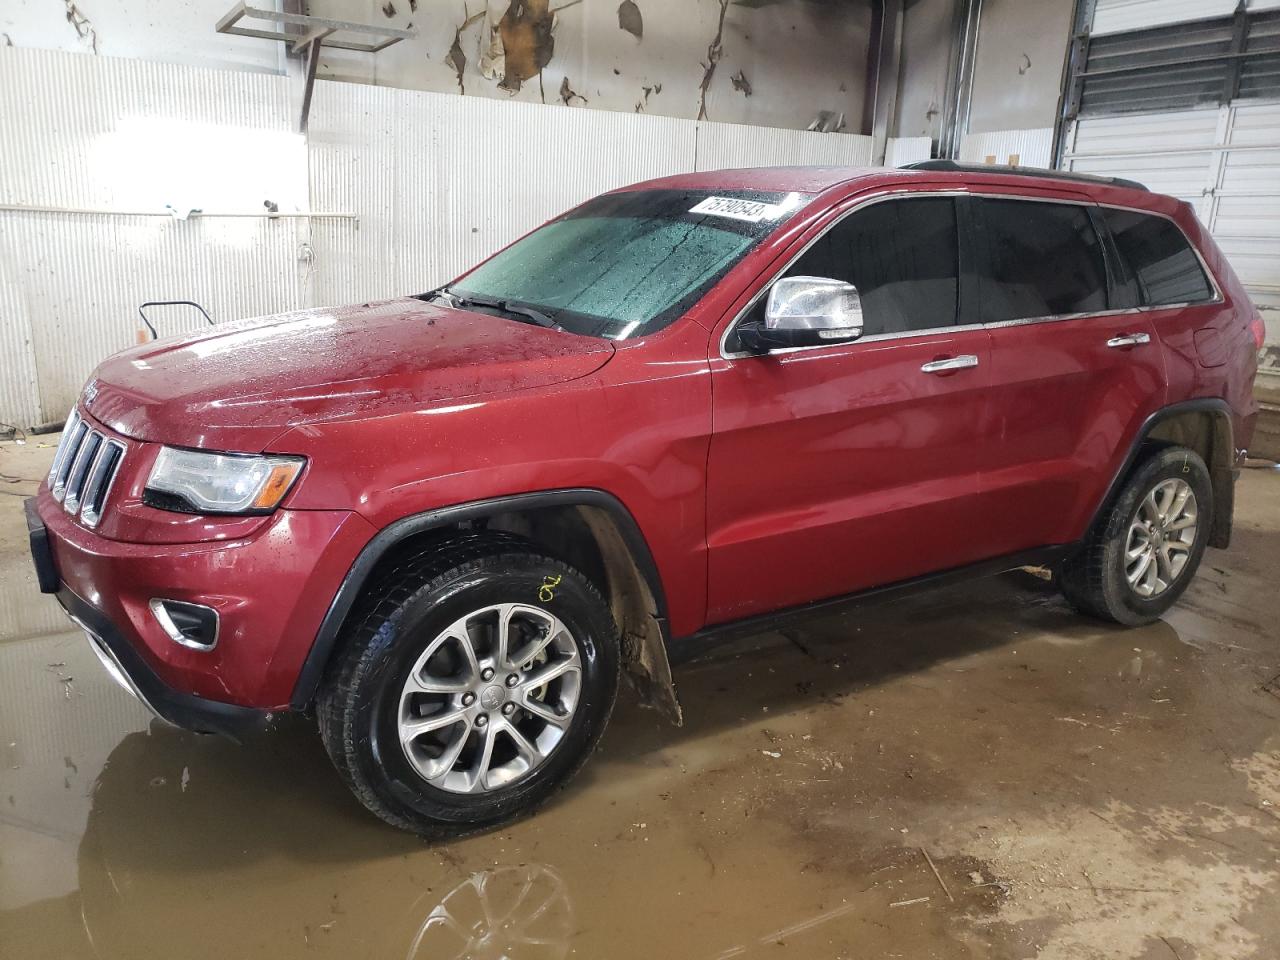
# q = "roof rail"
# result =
<box><xmin>900</xmin><ymin>159</ymin><xmax>1148</xmax><ymax>193</ymax></box>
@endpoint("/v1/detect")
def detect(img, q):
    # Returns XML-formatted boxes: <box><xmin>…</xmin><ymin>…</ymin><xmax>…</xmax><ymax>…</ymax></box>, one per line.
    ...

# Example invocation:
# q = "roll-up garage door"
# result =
<box><xmin>1066</xmin><ymin>101</ymin><xmax>1280</xmax><ymax>313</ymax></box>
<box><xmin>1059</xmin><ymin>5</ymin><xmax>1280</xmax><ymax>391</ymax></box>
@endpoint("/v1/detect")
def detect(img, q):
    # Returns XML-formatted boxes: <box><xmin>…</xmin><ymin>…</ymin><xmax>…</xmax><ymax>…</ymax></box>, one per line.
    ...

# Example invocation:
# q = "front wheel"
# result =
<box><xmin>318</xmin><ymin>534</ymin><xmax>620</xmax><ymax>835</ymax></box>
<box><xmin>1060</xmin><ymin>446</ymin><xmax>1212</xmax><ymax>626</ymax></box>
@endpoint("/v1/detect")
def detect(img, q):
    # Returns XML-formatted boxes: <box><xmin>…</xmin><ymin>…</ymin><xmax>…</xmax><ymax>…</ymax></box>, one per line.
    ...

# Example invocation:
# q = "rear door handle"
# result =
<box><xmin>1106</xmin><ymin>332</ymin><xmax>1151</xmax><ymax>349</ymax></box>
<box><xmin>921</xmin><ymin>354</ymin><xmax>979</xmax><ymax>374</ymax></box>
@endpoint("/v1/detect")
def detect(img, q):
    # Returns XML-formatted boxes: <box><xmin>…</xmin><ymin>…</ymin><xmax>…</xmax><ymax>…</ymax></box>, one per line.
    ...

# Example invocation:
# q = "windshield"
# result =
<box><xmin>439</xmin><ymin>188</ymin><xmax>811</xmax><ymax>339</ymax></box>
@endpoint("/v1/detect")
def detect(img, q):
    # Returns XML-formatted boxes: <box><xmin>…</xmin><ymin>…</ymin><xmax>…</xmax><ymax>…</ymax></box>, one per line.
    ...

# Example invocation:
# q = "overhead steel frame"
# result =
<box><xmin>215</xmin><ymin>2</ymin><xmax>416</xmax><ymax>132</ymax></box>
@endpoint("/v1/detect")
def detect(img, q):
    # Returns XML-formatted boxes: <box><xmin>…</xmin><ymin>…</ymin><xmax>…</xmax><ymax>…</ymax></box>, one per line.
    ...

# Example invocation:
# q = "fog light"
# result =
<box><xmin>149</xmin><ymin>599</ymin><xmax>219</xmax><ymax>651</ymax></box>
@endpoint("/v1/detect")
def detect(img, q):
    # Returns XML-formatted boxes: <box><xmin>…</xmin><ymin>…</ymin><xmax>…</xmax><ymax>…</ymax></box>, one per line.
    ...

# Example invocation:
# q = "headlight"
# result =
<box><xmin>144</xmin><ymin>447</ymin><xmax>305</xmax><ymax>515</ymax></box>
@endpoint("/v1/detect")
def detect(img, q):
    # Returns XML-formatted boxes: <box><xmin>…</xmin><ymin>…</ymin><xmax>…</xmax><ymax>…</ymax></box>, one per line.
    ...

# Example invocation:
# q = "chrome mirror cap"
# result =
<box><xmin>765</xmin><ymin>276</ymin><xmax>864</xmax><ymax>341</ymax></box>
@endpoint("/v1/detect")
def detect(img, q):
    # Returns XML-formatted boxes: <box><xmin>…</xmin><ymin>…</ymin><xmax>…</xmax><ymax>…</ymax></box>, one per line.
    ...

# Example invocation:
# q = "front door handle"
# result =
<box><xmin>921</xmin><ymin>355</ymin><xmax>979</xmax><ymax>374</ymax></box>
<box><xmin>1106</xmin><ymin>332</ymin><xmax>1151</xmax><ymax>349</ymax></box>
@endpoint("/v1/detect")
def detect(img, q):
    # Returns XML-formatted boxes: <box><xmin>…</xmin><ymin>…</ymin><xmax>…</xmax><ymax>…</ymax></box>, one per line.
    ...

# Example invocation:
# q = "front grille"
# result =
<box><xmin>47</xmin><ymin>409</ymin><xmax>127</xmax><ymax>529</ymax></box>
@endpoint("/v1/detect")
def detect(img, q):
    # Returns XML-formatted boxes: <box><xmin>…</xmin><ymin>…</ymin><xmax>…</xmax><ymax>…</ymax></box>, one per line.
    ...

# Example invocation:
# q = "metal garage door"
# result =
<box><xmin>1064</xmin><ymin>100</ymin><xmax>1280</xmax><ymax>314</ymax></box>
<box><xmin>1056</xmin><ymin>3</ymin><xmax>1280</xmax><ymax>401</ymax></box>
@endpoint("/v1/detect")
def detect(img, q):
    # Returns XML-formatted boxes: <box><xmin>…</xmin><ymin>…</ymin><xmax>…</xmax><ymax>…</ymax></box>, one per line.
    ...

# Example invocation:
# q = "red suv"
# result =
<box><xmin>27</xmin><ymin>162</ymin><xmax>1263</xmax><ymax>834</ymax></box>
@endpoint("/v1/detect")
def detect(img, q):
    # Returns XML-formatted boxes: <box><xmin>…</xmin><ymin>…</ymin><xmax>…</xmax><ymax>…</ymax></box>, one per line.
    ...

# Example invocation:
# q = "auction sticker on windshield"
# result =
<box><xmin>688</xmin><ymin>196</ymin><xmax>777</xmax><ymax>223</ymax></box>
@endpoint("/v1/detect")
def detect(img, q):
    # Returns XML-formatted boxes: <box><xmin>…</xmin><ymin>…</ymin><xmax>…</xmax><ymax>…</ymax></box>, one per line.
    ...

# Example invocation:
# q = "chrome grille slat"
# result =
<box><xmin>48</xmin><ymin>409</ymin><xmax>127</xmax><ymax>528</ymax></box>
<box><xmin>46</xmin><ymin>409</ymin><xmax>80</xmax><ymax>488</ymax></box>
<box><xmin>80</xmin><ymin>440</ymin><xmax>125</xmax><ymax>528</ymax></box>
<box><xmin>51</xmin><ymin>420</ymin><xmax>89</xmax><ymax>501</ymax></box>
<box><xmin>62</xmin><ymin>432</ymin><xmax>103</xmax><ymax>513</ymax></box>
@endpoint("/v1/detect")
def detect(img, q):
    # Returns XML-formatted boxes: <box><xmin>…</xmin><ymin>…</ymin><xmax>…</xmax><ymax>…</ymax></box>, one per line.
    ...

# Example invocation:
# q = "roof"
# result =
<box><xmin>620</xmin><ymin>166</ymin><xmax>887</xmax><ymax>195</ymax></box>
<box><xmin>621</xmin><ymin>163</ymin><xmax>1154</xmax><ymax>201</ymax></box>
<box><xmin>902</xmin><ymin>159</ymin><xmax>1147</xmax><ymax>192</ymax></box>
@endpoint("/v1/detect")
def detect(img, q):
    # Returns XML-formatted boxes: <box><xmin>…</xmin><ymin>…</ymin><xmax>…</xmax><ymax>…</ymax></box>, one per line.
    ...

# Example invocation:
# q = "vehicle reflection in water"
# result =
<box><xmin>404</xmin><ymin>865</ymin><xmax>573</xmax><ymax>960</ymax></box>
<box><xmin>59</xmin><ymin>714</ymin><xmax>573</xmax><ymax>960</ymax></box>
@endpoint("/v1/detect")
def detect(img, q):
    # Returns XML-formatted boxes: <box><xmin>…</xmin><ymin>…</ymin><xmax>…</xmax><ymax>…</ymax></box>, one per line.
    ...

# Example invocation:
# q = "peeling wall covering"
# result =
<box><xmin>0</xmin><ymin>0</ymin><xmax>873</xmax><ymax>132</ymax></box>
<box><xmin>315</xmin><ymin>0</ymin><xmax>872</xmax><ymax>131</ymax></box>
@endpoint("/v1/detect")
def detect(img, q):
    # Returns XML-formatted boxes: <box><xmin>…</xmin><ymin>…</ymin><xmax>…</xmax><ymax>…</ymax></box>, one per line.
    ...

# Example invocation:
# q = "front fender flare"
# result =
<box><xmin>290</xmin><ymin>488</ymin><xmax>675</xmax><ymax>712</ymax></box>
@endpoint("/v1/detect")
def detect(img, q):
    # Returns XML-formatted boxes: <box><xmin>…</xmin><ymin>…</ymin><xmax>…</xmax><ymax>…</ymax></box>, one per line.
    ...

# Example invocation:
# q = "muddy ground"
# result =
<box><xmin>1</xmin><ymin>437</ymin><xmax>1277</xmax><ymax>959</ymax></box>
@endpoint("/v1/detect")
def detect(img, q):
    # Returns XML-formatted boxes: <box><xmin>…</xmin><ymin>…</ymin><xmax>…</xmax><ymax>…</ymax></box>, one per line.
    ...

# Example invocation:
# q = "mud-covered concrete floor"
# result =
<box><xmin>2</xmin><ymin>437</ymin><xmax>1278</xmax><ymax>960</ymax></box>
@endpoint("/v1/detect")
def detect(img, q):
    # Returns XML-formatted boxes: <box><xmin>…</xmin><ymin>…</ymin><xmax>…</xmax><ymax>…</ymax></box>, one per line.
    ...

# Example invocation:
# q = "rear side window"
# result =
<box><xmin>974</xmin><ymin>199</ymin><xmax>1108</xmax><ymax>323</ymax></box>
<box><xmin>1101</xmin><ymin>208</ymin><xmax>1215</xmax><ymax>306</ymax></box>
<box><xmin>783</xmin><ymin>197</ymin><xmax>959</xmax><ymax>336</ymax></box>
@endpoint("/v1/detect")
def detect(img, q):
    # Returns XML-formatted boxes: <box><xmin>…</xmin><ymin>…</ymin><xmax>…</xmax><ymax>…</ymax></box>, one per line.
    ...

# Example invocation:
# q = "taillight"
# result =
<box><xmin>1250</xmin><ymin>312</ymin><xmax>1266</xmax><ymax>350</ymax></box>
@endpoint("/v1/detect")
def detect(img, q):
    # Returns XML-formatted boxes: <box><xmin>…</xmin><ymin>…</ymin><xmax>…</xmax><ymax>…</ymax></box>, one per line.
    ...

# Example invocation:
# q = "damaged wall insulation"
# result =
<box><xmin>0</xmin><ymin>0</ymin><xmax>872</xmax><ymax>133</ymax></box>
<box><xmin>317</xmin><ymin>0</ymin><xmax>873</xmax><ymax>132</ymax></box>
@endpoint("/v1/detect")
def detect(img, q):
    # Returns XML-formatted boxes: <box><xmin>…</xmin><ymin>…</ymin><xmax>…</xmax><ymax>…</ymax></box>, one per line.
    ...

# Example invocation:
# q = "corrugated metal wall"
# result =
<box><xmin>959</xmin><ymin>128</ymin><xmax>1055</xmax><ymax>168</ymax></box>
<box><xmin>694</xmin><ymin>121</ymin><xmax>875</xmax><ymax>170</ymax></box>
<box><xmin>0</xmin><ymin>48</ymin><xmax>914</xmax><ymax>427</ymax></box>
<box><xmin>306</xmin><ymin>81</ymin><xmax>699</xmax><ymax>307</ymax></box>
<box><xmin>0</xmin><ymin>48</ymin><xmax>306</xmax><ymax>426</ymax></box>
<box><xmin>884</xmin><ymin>137</ymin><xmax>933</xmax><ymax>167</ymax></box>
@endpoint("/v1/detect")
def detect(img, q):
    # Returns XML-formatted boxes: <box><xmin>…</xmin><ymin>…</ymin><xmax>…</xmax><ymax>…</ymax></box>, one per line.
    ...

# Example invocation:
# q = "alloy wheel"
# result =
<box><xmin>397</xmin><ymin>604</ymin><xmax>582</xmax><ymax>794</ymax></box>
<box><xmin>1124</xmin><ymin>478</ymin><xmax>1198</xmax><ymax>599</ymax></box>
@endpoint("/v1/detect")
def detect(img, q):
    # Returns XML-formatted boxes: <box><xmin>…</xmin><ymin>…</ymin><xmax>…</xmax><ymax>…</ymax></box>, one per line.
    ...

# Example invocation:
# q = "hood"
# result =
<box><xmin>86</xmin><ymin>298</ymin><xmax>615</xmax><ymax>450</ymax></box>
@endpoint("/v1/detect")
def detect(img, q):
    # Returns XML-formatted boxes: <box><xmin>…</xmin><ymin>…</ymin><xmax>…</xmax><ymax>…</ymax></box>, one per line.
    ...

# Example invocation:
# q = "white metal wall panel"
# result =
<box><xmin>5</xmin><ymin>213</ymin><xmax>309</xmax><ymax>418</ymax></box>
<box><xmin>307</xmin><ymin>81</ymin><xmax>697</xmax><ymax>306</ymax></box>
<box><xmin>884</xmin><ymin>137</ymin><xmax>933</xmax><ymax>167</ymax></box>
<box><xmin>305</xmin><ymin>83</ymin><xmax>402</xmax><ymax>309</ymax></box>
<box><xmin>958</xmin><ymin>127</ymin><xmax>1054</xmax><ymax>168</ymax></box>
<box><xmin>0</xmin><ymin>49</ymin><xmax>299</xmax><ymax>210</ymax></box>
<box><xmin>0</xmin><ymin>48</ymin><xmax>305</xmax><ymax>423</ymax></box>
<box><xmin>1091</xmin><ymin>0</ymin><xmax>1280</xmax><ymax>37</ymax></box>
<box><xmin>0</xmin><ymin>248</ymin><xmax>41</xmax><ymax>428</ymax></box>
<box><xmin>694</xmin><ymin>121</ymin><xmax>873</xmax><ymax>171</ymax></box>
<box><xmin>431</xmin><ymin>94</ymin><xmax>697</xmax><ymax>290</ymax></box>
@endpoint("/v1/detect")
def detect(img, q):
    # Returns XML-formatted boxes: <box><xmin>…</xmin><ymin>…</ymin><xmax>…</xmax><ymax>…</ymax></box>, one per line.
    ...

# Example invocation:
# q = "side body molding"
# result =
<box><xmin>290</xmin><ymin>488</ymin><xmax>672</xmax><ymax>710</ymax></box>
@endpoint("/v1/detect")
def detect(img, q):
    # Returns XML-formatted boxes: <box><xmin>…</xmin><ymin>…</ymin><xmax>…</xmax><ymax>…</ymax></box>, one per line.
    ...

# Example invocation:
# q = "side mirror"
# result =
<box><xmin>737</xmin><ymin>276</ymin><xmax>864</xmax><ymax>353</ymax></box>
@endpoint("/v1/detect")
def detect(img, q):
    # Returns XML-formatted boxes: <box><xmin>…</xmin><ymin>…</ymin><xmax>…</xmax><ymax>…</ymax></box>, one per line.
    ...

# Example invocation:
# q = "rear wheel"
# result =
<box><xmin>318</xmin><ymin>534</ymin><xmax>620</xmax><ymax>835</ymax></box>
<box><xmin>1060</xmin><ymin>446</ymin><xmax>1212</xmax><ymax>626</ymax></box>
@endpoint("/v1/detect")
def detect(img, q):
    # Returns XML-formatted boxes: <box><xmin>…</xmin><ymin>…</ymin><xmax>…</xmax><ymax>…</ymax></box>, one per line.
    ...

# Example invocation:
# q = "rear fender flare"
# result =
<box><xmin>1085</xmin><ymin>399</ymin><xmax>1236</xmax><ymax>549</ymax></box>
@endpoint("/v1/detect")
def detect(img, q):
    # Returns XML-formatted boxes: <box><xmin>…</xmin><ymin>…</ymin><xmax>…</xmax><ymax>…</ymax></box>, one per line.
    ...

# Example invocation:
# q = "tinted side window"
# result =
<box><xmin>975</xmin><ymin>199</ymin><xmax>1108</xmax><ymax>323</ymax></box>
<box><xmin>1102</xmin><ymin>208</ymin><xmax>1214</xmax><ymax>306</ymax></box>
<box><xmin>783</xmin><ymin>197</ymin><xmax>959</xmax><ymax>336</ymax></box>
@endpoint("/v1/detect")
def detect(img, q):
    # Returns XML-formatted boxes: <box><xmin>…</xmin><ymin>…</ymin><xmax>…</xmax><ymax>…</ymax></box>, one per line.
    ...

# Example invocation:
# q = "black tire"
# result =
<box><xmin>317</xmin><ymin>532</ymin><xmax>620</xmax><ymax>836</ymax></box>
<box><xmin>1060</xmin><ymin>446</ymin><xmax>1213</xmax><ymax>626</ymax></box>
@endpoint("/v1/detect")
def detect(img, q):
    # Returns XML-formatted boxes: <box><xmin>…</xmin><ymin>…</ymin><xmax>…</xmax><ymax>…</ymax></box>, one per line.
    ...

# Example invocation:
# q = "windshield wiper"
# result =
<box><xmin>447</xmin><ymin>291</ymin><xmax>566</xmax><ymax>332</ymax></box>
<box><xmin>494</xmin><ymin>301</ymin><xmax>565</xmax><ymax>332</ymax></box>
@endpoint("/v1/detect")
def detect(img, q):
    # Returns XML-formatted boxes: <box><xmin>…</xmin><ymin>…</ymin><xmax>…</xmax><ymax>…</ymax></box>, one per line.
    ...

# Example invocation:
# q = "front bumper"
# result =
<box><xmin>27</xmin><ymin>497</ymin><xmax>266</xmax><ymax>737</ymax></box>
<box><xmin>26</xmin><ymin>492</ymin><xmax>375</xmax><ymax>725</ymax></box>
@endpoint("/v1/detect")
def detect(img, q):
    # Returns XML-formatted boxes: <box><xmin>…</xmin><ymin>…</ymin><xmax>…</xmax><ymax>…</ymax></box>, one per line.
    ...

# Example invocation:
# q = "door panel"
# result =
<box><xmin>970</xmin><ymin>197</ymin><xmax>1168</xmax><ymax>553</ymax></box>
<box><xmin>977</xmin><ymin>314</ymin><xmax>1165</xmax><ymax>552</ymax></box>
<box><xmin>705</xmin><ymin>328</ymin><xmax>994</xmax><ymax>624</ymax></box>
